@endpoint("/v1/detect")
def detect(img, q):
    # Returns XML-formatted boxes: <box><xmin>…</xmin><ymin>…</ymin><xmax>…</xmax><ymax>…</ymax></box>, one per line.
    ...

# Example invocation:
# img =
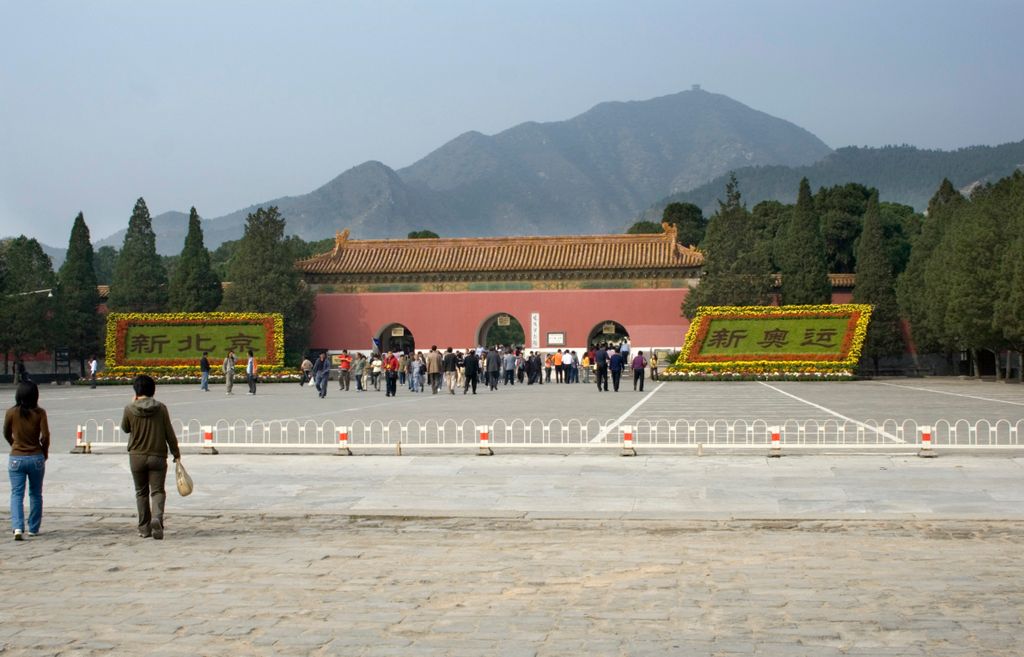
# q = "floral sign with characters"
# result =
<box><xmin>98</xmin><ymin>312</ymin><xmax>289</xmax><ymax>383</ymax></box>
<box><xmin>667</xmin><ymin>304</ymin><xmax>872</xmax><ymax>378</ymax></box>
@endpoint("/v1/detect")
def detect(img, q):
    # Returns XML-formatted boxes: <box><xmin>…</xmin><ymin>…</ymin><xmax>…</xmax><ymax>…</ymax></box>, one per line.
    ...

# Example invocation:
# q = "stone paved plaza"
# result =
<box><xmin>1</xmin><ymin>379</ymin><xmax>1023</xmax><ymax>655</ymax></box>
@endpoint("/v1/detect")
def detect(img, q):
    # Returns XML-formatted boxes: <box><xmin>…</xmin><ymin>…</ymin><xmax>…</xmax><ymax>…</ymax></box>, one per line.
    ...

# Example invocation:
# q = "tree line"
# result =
<box><xmin>647</xmin><ymin>171</ymin><xmax>1024</xmax><ymax>377</ymax></box>
<box><xmin>0</xmin><ymin>199</ymin><xmax>318</xmax><ymax>374</ymax></box>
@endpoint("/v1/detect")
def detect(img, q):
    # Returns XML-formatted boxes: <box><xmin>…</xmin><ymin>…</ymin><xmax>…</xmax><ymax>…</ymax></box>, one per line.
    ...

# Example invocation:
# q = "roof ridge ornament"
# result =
<box><xmin>661</xmin><ymin>221</ymin><xmax>678</xmax><ymax>240</ymax></box>
<box><xmin>333</xmin><ymin>228</ymin><xmax>350</xmax><ymax>256</ymax></box>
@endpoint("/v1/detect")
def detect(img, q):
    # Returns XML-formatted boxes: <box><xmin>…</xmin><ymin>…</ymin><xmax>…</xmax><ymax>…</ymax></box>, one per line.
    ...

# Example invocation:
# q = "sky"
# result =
<box><xmin>2</xmin><ymin>0</ymin><xmax>1022</xmax><ymax>246</ymax></box>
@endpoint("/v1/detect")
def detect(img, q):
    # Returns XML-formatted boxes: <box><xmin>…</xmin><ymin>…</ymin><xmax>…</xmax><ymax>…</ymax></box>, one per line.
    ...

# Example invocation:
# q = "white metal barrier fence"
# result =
<box><xmin>73</xmin><ymin>417</ymin><xmax>1024</xmax><ymax>454</ymax></box>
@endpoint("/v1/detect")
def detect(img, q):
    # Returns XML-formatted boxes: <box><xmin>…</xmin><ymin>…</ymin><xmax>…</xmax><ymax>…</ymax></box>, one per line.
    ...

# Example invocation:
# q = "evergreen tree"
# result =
<box><xmin>940</xmin><ymin>187</ymin><xmax>1006</xmax><ymax>378</ymax></box>
<box><xmin>777</xmin><ymin>178</ymin><xmax>831</xmax><ymax>304</ymax></box>
<box><xmin>93</xmin><ymin>246</ymin><xmax>118</xmax><ymax>284</ymax></box>
<box><xmin>662</xmin><ymin>202</ymin><xmax>706</xmax><ymax>247</ymax></box>
<box><xmin>0</xmin><ymin>237</ymin><xmax>57</xmax><ymax>369</ymax></box>
<box><xmin>994</xmin><ymin>174</ymin><xmax>1024</xmax><ymax>381</ymax></box>
<box><xmin>897</xmin><ymin>179</ymin><xmax>962</xmax><ymax>354</ymax></box>
<box><xmin>853</xmin><ymin>192</ymin><xmax>904</xmax><ymax>373</ymax></box>
<box><xmin>815</xmin><ymin>183</ymin><xmax>871</xmax><ymax>273</ymax></box>
<box><xmin>221</xmin><ymin>206</ymin><xmax>315</xmax><ymax>363</ymax></box>
<box><xmin>168</xmin><ymin>207</ymin><xmax>222</xmax><ymax>311</ymax></box>
<box><xmin>109</xmin><ymin>198</ymin><xmax>168</xmax><ymax>312</ymax></box>
<box><xmin>683</xmin><ymin>174</ymin><xmax>773</xmax><ymax>318</ymax></box>
<box><xmin>407</xmin><ymin>230</ymin><xmax>439</xmax><ymax>239</ymax></box>
<box><xmin>55</xmin><ymin>213</ymin><xmax>103</xmax><ymax>375</ymax></box>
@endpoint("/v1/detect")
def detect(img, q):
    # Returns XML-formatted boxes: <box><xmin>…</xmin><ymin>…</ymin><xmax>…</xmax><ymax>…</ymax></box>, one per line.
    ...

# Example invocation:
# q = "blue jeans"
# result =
<box><xmin>9</xmin><ymin>454</ymin><xmax>45</xmax><ymax>534</ymax></box>
<box><xmin>200</xmin><ymin>370</ymin><xmax>210</xmax><ymax>391</ymax></box>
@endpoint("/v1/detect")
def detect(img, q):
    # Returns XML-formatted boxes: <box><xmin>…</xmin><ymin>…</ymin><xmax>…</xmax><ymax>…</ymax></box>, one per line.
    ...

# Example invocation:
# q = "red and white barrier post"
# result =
<box><xmin>336</xmin><ymin>427</ymin><xmax>352</xmax><ymax>456</ymax></box>
<box><xmin>202</xmin><ymin>425</ymin><xmax>219</xmax><ymax>455</ymax></box>
<box><xmin>918</xmin><ymin>425</ymin><xmax>936</xmax><ymax>458</ymax></box>
<box><xmin>70</xmin><ymin>424</ymin><xmax>90</xmax><ymax>454</ymax></box>
<box><xmin>478</xmin><ymin>425</ymin><xmax>493</xmax><ymax>456</ymax></box>
<box><xmin>768</xmin><ymin>426</ymin><xmax>782</xmax><ymax>457</ymax></box>
<box><xmin>621</xmin><ymin>425</ymin><xmax>636</xmax><ymax>456</ymax></box>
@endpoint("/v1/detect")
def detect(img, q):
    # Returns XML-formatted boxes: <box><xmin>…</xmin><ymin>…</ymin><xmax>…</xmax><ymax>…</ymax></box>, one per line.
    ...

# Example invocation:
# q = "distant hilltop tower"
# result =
<box><xmin>691</xmin><ymin>84</ymin><xmax>702</xmax><ymax>91</ymax></box>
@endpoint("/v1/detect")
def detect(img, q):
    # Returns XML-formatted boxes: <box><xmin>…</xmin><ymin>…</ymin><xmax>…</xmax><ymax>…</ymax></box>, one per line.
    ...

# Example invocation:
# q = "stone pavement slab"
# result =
<box><xmin>0</xmin><ymin>513</ymin><xmax>1021</xmax><ymax>656</ymax></box>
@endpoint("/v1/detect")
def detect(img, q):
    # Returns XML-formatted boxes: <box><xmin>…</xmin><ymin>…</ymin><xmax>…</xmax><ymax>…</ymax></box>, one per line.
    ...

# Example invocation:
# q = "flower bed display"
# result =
<box><xmin>663</xmin><ymin>304</ymin><xmax>872</xmax><ymax>379</ymax></box>
<box><xmin>96</xmin><ymin>312</ymin><xmax>289</xmax><ymax>382</ymax></box>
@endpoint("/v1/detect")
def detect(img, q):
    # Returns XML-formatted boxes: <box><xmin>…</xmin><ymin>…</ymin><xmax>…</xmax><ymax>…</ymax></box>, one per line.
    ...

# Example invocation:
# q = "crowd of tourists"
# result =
<box><xmin>297</xmin><ymin>339</ymin><xmax>660</xmax><ymax>397</ymax></box>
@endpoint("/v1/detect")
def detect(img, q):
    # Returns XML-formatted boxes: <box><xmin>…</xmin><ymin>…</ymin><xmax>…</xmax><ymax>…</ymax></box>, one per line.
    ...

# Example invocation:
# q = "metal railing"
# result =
<box><xmin>74</xmin><ymin>417</ymin><xmax>1023</xmax><ymax>454</ymax></box>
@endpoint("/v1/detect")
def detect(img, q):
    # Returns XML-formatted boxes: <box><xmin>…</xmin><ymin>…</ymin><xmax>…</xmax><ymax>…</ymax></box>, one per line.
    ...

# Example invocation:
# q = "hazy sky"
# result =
<box><xmin>2</xmin><ymin>0</ymin><xmax>1022</xmax><ymax>246</ymax></box>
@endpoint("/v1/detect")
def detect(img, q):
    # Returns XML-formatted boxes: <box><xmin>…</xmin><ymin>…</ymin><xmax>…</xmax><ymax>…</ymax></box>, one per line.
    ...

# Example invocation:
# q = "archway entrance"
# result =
<box><xmin>588</xmin><ymin>320</ymin><xmax>629</xmax><ymax>348</ymax></box>
<box><xmin>477</xmin><ymin>313</ymin><xmax>526</xmax><ymax>349</ymax></box>
<box><xmin>377</xmin><ymin>323</ymin><xmax>415</xmax><ymax>354</ymax></box>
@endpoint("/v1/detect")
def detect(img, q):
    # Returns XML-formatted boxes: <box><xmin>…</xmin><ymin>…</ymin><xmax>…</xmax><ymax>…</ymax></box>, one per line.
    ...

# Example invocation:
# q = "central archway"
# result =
<box><xmin>587</xmin><ymin>320</ymin><xmax>629</xmax><ymax>348</ymax></box>
<box><xmin>376</xmin><ymin>323</ymin><xmax>415</xmax><ymax>354</ymax></box>
<box><xmin>477</xmin><ymin>313</ymin><xmax>526</xmax><ymax>349</ymax></box>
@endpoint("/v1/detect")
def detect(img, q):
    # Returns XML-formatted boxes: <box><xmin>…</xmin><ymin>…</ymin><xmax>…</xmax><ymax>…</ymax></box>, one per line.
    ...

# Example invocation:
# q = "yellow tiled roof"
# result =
<box><xmin>296</xmin><ymin>226</ymin><xmax>703</xmax><ymax>276</ymax></box>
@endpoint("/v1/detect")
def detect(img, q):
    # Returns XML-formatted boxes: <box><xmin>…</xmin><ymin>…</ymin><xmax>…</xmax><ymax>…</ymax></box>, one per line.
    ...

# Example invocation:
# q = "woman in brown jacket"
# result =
<box><xmin>4</xmin><ymin>381</ymin><xmax>49</xmax><ymax>540</ymax></box>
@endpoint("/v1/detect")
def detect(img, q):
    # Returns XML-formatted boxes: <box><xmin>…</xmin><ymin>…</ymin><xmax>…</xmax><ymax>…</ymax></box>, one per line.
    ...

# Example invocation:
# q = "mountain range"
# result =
<box><xmin>93</xmin><ymin>88</ymin><xmax>832</xmax><ymax>255</ymax></box>
<box><xmin>44</xmin><ymin>87</ymin><xmax>1022</xmax><ymax>261</ymax></box>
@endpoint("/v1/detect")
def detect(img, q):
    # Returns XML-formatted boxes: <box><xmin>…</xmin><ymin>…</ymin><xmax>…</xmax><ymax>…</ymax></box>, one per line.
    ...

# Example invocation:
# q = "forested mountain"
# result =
<box><xmin>90</xmin><ymin>88</ymin><xmax>832</xmax><ymax>253</ymax></box>
<box><xmin>642</xmin><ymin>142</ymin><xmax>1024</xmax><ymax>221</ymax></box>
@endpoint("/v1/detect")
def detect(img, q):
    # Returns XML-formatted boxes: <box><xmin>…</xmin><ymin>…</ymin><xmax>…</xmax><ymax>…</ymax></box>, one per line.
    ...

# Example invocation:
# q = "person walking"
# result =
<box><xmin>337</xmin><ymin>350</ymin><xmax>352</xmax><ymax>391</ymax></box>
<box><xmin>632</xmin><ymin>351</ymin><xmax>648</xmax><ymax>392</ymax></box>
<box><xmin>486</xmin><ymin>347</ymin><xmax>501</xmax><ymax>391</ymax></box>
<box><xmin>383</xmin><ymin>351</ymin><xmax>400</xmax><ymax>397</ymax></box>
<box><xmin>223</xmin><ymin>350</ymin><xmax>237</xmax><ymax>395</ymax></box>
<box><xmin>352</xmin><ymin>353</ymin><xmax>366</xmax><ymax>391</ymax></box>
<box><xmin>370</xmin><ymin>354</ymin><xmax>383</xmax><ymax>391</ymax></box>
<box><xmin>502</xmin><ymin>351</ymin><xmax>516</xmax><ymax>386</ymax></box>
<box><xmin>120</xmin><ymin>375</ymin><xmax>181</xmax><ymax>540</ymax></box>
<box><xmin>595</xmin><ymin>344</ymin><xmax>609</xmax><ymax>392</ymax></box>
<box><xmin>88</xmin><ymin>355</ymin><xmax>98</xmax><ymax>388</ymax></box>
<box><xmin>426</xmin><ymin>346</ymin><xmax>443</xmax><ymax>394</ymax></box>
<box><xmin>410</xmin><ymin>352</ymin><xmax>425</xmax><ymax>393</ymax></box>
<box><xmin>609</xmin><ymin>348</ymin><xmax>624</xmax><ymax>392</ymax></box>
<box><xmin>443</xmin><ymin>347</ymin><xmax>458</xmax><ymax>395</ymax></box>
<box><xmin>581</xmin><ymin>352</ymin><xmax>591</xmax><ymax>384</ymax></box>
<box><xmin>299</xmin><ymin>355</ymin><xmax>313</xmax><ymax>386</ymax></box>
<box><xmin>649</xmin><ymin>352</ymin><xmax>659</xmax><ymax>381</ymax></box>
<box><xmin>463</xmin><ymin>349</ymin><xmax>480</xmax><ymax>394</ymax></box>
<box><xmin>246</xmin><ymin>350</ymin><xmax>258</xmax><ymax>395</ymax></box>
<box><xmin>561</xmin><ymin>350</ymin><xmax>574</xmax><ymax>384</ymax></box>
<box><xmin>5</xmin><ymin>381</ymin><xmax>49</xmax><ymax>540</ymax></box>
<box><xmin>199</xmin><ymin>352</ymin><xmax>211</xmax><ymax>392</ymax></box>
<box><xmin>312</xmin><ymin>352</ymin><xmax>330</xmax><ymax>398</ymax></box>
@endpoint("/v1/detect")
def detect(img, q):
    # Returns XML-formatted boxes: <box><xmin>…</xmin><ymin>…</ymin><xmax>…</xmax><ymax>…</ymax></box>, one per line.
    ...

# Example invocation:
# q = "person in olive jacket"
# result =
<box><xmin>121</xmin><ymin>375</ymin><xmax>181</xmax><ymax>540</ymax></box>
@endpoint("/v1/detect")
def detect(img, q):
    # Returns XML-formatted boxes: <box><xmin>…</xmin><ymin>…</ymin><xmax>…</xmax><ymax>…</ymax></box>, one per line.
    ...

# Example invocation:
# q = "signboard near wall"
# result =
<box><xmin>670</xmin><ymin>304</ymin><xmax>872</xmax><ymax>375</ymax></box>
<box><xmin>106</xmin><ymin>312</ymin><xmax>284</xmax><ymax>368</ymax></box>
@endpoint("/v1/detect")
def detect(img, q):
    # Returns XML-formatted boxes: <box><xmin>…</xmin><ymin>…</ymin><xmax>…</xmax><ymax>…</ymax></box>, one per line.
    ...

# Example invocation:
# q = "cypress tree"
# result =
<box><xmin>683</xmin><ymin>174</ymin><xmax>773</xmax><ymax>318</ymax></box>
<box><xmin>0</xmin><ymin>237</ymin><xmax>56</xmax><ymax>365</ymax></box>
<box><xmin>993</xmin><ymin>171</ymin><xmax>1024</xmax><ymax>381</ymax></box>
<box><xmin>777</xmin><ymin>178</ymin><xmax>832</xmax><ymax>304</ymax></box>
<box><xmin>897</xmin><ymin>179</ymin><xmax>962</xmax><ymax>354</ymax></box>
<box><xmin>55</xmin><ymin>213</ymin><xmax>103</xmax><ymax>375</ymax></box>
<box><xmin>853</xmin><ymin>192</ymin><xmax>904</xmax><ymax>373</ymax></box>
<box><xmin>220</xmin><ymin>206</ymin><xmax>315</xmax><ymax>363</ymax></box>
<box><xmin>941</xmin><ymin>197</ymin><xmax>1003</xmax><ymax>378</ymax></box>
<box><xmin>109</xmin><ymin>198</ymin><xmax>168</xmax><ymax>312</ymax></box>
<box><xmin>168</xmin><ymin>207</ymin><xmax>222</xmax><ymax>311</ymax></box>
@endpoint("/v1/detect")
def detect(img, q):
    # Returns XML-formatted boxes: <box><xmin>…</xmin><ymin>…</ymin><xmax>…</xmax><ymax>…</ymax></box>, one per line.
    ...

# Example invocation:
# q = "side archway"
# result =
<box><xmin>587</xmin><ymin>320</ymin><xmax>629</xmax><ymax>348</ymax></box>
<box><xmin>477</xmin><ymin>313</ymin><xmax>526</xmax><ymax>349</ymax></box>
<box><xmin>376</xmin><ymin>323</ymin><xmax>415</xmax><ymax>354</ymax></box>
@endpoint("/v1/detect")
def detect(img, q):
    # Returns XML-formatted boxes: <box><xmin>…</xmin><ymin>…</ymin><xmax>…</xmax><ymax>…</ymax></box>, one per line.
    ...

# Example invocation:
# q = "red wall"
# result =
<box><xmin>311</xmin><ymin>288</ymin><xmax>692</xmax><ymax>352</ymax></box>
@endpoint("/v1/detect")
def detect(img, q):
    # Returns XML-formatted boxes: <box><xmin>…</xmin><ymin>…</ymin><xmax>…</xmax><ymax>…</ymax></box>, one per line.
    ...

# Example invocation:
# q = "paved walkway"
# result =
<box><xmin>2</xmin><ymin>453</ymin><xmax>1023</xmax><ymax>655</ymax></box>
